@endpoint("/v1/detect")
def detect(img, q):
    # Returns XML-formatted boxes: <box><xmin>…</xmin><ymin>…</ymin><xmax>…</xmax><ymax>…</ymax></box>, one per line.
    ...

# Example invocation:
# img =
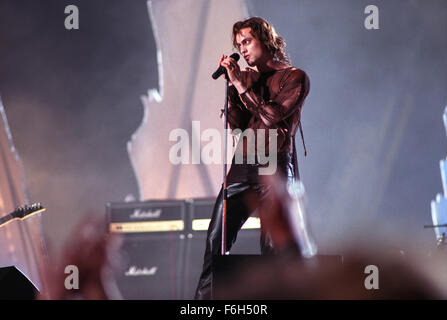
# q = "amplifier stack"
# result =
<box><xmin>106</xmin><ymin>198</ymin><xmax>261</xmax><ymax>299</ymax></box>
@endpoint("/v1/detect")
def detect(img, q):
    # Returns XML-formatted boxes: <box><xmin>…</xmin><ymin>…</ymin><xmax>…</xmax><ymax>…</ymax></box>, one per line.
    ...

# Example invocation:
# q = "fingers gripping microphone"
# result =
<box><xmin>212</xmin><ymin>53</ymin><xmax>240</xmax><ymax>80</ymax></box>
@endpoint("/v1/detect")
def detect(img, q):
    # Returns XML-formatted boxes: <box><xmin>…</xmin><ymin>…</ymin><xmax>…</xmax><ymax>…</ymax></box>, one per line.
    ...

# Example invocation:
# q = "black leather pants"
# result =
<box><xmin>194</xmin><ymin>156</ymin><xmax>295</xmax><ymax>300</ymax></box>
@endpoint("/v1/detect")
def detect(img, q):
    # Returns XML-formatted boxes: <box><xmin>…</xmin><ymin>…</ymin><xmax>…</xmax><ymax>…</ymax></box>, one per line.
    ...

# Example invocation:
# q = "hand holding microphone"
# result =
<box><xmin>212</xmin><ymin>53</ymin><xmax>247</xmax><ymax>94</ymax></box>
<box><xmin>212</xmin><ymin>53</ymin><xmax>240</xmax><ymax>80</ymax></box>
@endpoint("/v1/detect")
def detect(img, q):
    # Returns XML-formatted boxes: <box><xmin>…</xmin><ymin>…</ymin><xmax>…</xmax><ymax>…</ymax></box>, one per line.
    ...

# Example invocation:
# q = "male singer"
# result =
<box><xmin>195</xmin><ymin>17</ymin><xmax>310</xmax><ymax>300</ymax></box>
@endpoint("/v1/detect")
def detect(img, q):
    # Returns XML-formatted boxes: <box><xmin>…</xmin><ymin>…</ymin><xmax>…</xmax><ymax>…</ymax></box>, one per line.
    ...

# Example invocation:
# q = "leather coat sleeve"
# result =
<box><xmin>238</xmin><ymin>70</ymin><xmax>309</xmax><ymax>127</ymax></box>
<box><xmin>220</xmin><ymin>85</ymin><xmax>251</xmax><ymax>131</ymax></box>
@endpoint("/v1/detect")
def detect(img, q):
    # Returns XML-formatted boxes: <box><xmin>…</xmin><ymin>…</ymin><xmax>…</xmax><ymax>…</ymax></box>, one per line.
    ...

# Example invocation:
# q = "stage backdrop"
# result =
<box><xmin>128</xmin><ymin>0</ymin><xmax>249</xmax><ymax>200</ymax></box>
<box><xmin>0</xmin><ymin>98</ymin><xmax>45</xmax><ymax>291</ymax></box>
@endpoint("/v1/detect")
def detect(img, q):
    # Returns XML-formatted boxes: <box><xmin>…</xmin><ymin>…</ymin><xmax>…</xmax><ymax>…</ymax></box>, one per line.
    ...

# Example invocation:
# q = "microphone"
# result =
<box><xmin>212</xmin><ymin>53</ymin><xmax>240</xmax><ymax>80</ymax></box>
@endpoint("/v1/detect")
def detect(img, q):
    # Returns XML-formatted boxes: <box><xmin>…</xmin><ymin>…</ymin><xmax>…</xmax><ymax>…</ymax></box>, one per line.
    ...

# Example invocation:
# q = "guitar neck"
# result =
<box><xmin>0</xmin><ymin>213</ymin><xmax>14</xmax><ymax>227</ymax></box>
<box><xmin>0</xmin><ymin>204</ymin><xmax>45</xmax><ymax>228</ymax></box>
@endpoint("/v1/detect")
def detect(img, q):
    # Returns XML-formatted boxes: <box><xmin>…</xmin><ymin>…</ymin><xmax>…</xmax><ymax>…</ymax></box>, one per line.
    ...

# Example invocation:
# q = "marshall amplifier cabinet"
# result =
<box><xmin>182</xmin><ymin>197</ymin><xmax>261</xmax><ymax>299</ymax></box>
<box><xmin>106</xmin><ymin>200</ymin><xmax>186</xmax><ymax>300</ymax></box>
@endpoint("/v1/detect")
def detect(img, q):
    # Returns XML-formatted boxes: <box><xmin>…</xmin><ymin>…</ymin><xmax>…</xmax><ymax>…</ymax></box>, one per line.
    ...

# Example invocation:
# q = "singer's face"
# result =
<box><xmin>235</xmin><ymin>28</ymin><xmax>266</xmax><ymax>67</ymax></box>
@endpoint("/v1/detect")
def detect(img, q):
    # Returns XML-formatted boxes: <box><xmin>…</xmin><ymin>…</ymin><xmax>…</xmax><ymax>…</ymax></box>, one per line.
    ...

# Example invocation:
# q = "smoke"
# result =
<box><xmin>0</xmin><ymin>0</ymin><xmax>157</xmax><ymax>255</ymax></box>
<box><xmin>247</xmin><ymin>0</ymin><xmax>447</xmax><ymax>252</ymax></box>
<box><xmin>0</xmin><ymin>0</ymin><xmax>446</xmax><ymax>257</ymax></box>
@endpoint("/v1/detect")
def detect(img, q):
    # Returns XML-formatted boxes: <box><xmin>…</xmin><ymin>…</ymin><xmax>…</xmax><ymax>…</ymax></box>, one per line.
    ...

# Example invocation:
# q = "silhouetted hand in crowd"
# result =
<box><xmin>214</xmin><ymin>173</ymin><xmax>445</xmax><ymax>299</ymax></box>
<box><xmin>257</xmin><ymin>174</ymin><xmax>297</xmax><ymax>252</ymax></box>
<box><xmin>246</xmin><ymin>173</ymin><xmax>313</xmax><ymax>255</ymax></box>
<box><xmin>37</xmin><ymin>216</ymin><xmax>122</xmax><ymax>300</ymax></box>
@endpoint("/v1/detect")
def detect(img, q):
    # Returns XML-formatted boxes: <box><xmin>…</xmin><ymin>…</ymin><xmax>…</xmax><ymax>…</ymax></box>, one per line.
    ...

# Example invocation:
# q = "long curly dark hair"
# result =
<box><xmin>232</xmin><ymin>17</ymin><xmax>291</xmax><ymax>65</ymax></box>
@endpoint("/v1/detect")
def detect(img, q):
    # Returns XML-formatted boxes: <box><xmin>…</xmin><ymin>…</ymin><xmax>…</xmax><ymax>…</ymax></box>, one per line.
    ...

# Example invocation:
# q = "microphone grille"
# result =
<box><xmin>230</xmin><ymin>53</ymin><xmax>240</xmax><ymax>62</ymax></box>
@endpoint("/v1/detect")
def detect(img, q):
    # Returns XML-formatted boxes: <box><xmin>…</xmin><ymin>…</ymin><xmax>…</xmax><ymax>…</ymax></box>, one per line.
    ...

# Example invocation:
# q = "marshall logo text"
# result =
<box><xmin>124</xmin><ymin>266</ymin><xmax>158</xmax><ymax>276</ymax></box>
<box><xmin>129</xmin><ymin>208</ymin><xmax>162</xmax><ymax>220</ymax></box>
